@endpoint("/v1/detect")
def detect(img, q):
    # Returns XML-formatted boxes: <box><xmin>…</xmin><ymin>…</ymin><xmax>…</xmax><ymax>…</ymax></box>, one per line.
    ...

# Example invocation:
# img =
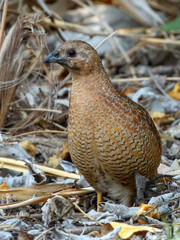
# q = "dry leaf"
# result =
<box><xmin>122</xmin><ymin>89</ymin><xmax>136</xmax><ymax>95</ymax></box>
<box><xmin>19</xmin><ymin>140</ymin><xmax>36</xmax><ymax>157</ymax></box>
<box><xmin>102</xmin><ymin>222</ymin><xmax>162</xmax><ymax>239</ymax></box>
<box><xmin>48</xmin><ymin>154</ymin><xmax>61</xmax><ymax>168</ymax></box>
<box><xmin>60</xmin><ymin>141</ymin><xmax>69</xmax><ymax>160</ymax></box>
<box><xmin>136</xmin><ymin>204</ymin><xmax>160</xmax><ymax>224</ymax></box>
<box><xmin>0</xmin><ymin>182</ymin><xmax>9</xmax><ymax>190</ymax></box>
<box><xmin>168</xmin><ymin>83</ymin><xmax>180</xmax><ymax>100</ymax></box>
<box><xmin>158</xmin><ymin>163</ymin><xmax>170</xmax><ymax>174</ymax></box>
<box><xmin>47</xmin><ymin>142</ymin><xmax>69</xmax><ymax>168</ymax></box>
<box><xmin>17</xmin><ymin>231</ymin><xmax>33</xmax><ymax>240</ymax></box>
<box><xmin>150</xmin><ymin>112</ymin><xmax>174</xmax><ymax>125</ymax></box>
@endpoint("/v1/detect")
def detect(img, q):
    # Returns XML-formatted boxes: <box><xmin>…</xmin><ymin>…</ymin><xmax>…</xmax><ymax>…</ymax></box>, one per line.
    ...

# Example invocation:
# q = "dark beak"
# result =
<box><xmin>44</xmin><ymin>51</ymin><xmax>65</xmax><ymax>64</ymax></box>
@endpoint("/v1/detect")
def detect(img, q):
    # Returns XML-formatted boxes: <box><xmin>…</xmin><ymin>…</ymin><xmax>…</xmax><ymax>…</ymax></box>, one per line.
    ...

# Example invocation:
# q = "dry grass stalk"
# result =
<box><xmin>0</xmin><ymin>0</ymin><xmax>9</xmax><ymax>49</ymax></box>
<box><xmin>0</xmin><ymin>156</ymin><xmax>80</xmax><ymax>179</ymax></box>
<box><xmin>0</xmin><ymin>187</ymin><xmax>94</xmax><ymax>209</ymax></box>
<box><xmin>113</xmin><ymin>0</ymin><xmax>164</xmax><ymax>26</ymax></box>
<box><xmin>42</xmin><ymin>17</ymin><xmax>107</xmax><ymax>36</ymax></box>
<box><xmin>0</xmin><ymin>9</ymin><xmax>46</xmax><ymax>129</ymax></box>
<box><xmin>112</xmin><ymin>77</ymin><xmax>180</xmax><ymax>82</ymax></box>
<box><xmin>12</xmin><ymin>129</ymin><xmax>68</xmax><ymax>138</ymax></box>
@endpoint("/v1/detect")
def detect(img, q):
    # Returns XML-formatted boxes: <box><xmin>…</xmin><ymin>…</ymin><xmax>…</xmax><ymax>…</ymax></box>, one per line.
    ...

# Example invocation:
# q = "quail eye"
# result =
<box><xmin>68</xmin><ymin>49</ymin><xmax>76</xmax><ymax>57</ymax></box>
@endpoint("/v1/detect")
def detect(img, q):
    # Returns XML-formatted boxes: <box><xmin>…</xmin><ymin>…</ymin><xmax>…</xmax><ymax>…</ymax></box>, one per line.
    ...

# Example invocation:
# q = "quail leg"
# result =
<box><xmin>97</xmin><ymin>192</ymin><xmax>103</xmax><ymax>211</ymax></box>
<box><xmin>135</xmin><ymin>172</ymin><xmax>148</xmax><ymax>206</ymax></box>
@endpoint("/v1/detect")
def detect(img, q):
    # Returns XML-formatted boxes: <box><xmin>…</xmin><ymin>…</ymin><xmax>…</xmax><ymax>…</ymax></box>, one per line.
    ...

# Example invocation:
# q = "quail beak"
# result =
<box><xmin>44</xmin><ymin>51</ymin><xmax>65</xmax><ymax>64</ymax></box>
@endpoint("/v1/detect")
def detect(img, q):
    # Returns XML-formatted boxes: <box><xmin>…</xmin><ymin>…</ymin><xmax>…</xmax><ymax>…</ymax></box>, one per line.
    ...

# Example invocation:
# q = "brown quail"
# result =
<box><xmin>44</xmin><ymin>40</ymin><xmax>161</xmax><ymax>206</ymax></box>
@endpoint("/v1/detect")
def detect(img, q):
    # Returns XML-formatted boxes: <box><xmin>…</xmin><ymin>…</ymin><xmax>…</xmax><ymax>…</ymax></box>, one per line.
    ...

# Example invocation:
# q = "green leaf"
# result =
<box><xmin>161</xmin><ymin>16</ymin><xmax>180</xmax><ymax>32</ymax></box>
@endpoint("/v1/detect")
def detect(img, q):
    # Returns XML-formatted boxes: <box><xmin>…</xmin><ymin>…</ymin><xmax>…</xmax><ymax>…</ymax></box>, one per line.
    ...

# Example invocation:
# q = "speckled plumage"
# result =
<box><xmin>44</xmin><ymin>40</ymin><xmax>161</xmax><ymax>206</ymax></box>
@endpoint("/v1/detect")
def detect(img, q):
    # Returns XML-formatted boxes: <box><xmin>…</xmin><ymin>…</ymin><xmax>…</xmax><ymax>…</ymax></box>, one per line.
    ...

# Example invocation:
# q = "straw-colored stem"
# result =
<box><xmin>0</xmin><ymin>0</ymin><xmax>8</xmax><ymax>49</ymax></box>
